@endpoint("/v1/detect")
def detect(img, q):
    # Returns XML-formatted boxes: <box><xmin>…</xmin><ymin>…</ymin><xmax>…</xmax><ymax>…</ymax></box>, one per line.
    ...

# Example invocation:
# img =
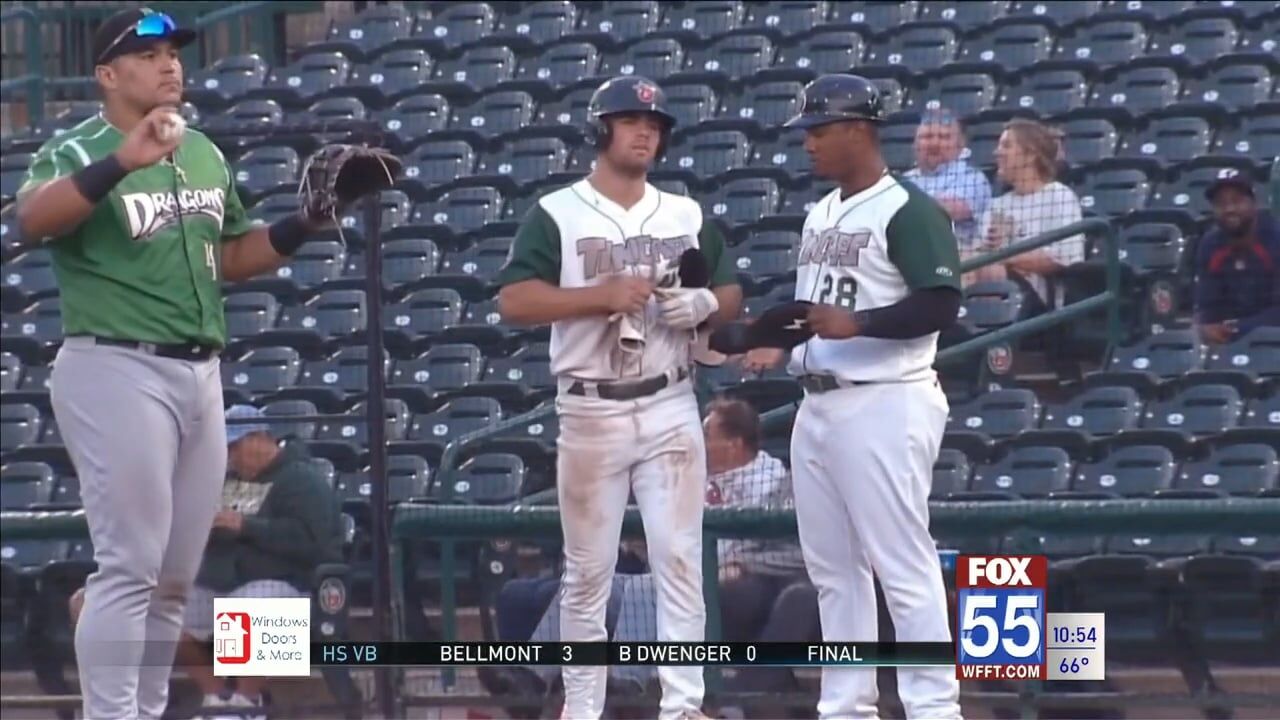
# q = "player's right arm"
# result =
<box><xmin>497</xmin><ymin>204</ymin><xmax>651</xmax><ymax>326</ymax></box>
<box><xmin>17</xmin><ymin>108</ymin><xmax>181</xmax><ymax>242</ymax></box>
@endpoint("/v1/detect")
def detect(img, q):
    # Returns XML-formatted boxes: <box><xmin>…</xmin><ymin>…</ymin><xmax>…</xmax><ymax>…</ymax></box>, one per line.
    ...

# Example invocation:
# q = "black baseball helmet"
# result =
<box><xmin>784</xmin><ymin>74</ymin><xmax>885</xmax><ymax>130</ymax></box>
<box><xmin>585</xmin><ymin>75</ymin><xmax>677</xmax><ymax>155</ymax></box>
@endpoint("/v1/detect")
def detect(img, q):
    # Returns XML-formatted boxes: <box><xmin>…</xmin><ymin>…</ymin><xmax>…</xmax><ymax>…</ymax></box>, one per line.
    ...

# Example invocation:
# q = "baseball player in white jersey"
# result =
<box><xmin>745</xmin><ymin>74</ymin><xmax>965</xmax><ymax>719</ymax></box>
<box><xmin>496</xmin><ymin>75</ymin><xmax>743</xmax><ymax>720</ymax></box>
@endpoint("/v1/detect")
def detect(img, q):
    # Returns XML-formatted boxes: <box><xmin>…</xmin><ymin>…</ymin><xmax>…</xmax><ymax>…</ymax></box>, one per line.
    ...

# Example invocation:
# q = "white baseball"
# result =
<box><xmin>157</xmin><ymin>111</ymin><xmax>186</xmax><ymax>143</ymax></box>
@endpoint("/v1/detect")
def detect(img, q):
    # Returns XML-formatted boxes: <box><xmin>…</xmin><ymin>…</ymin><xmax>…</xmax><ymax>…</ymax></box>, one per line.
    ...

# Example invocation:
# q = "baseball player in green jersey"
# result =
<box><xmin>15</xmin><ymin>10</ymin><xmax>334</xmax><ymax>720</ymax></box>
<box><xmin>498</xmin><ymin>76</ymin><xmax>742</xmax><ymax>720</ymax></box>
<box><xmin>746</xmin><ymin>75</ymin><xmax>964</xmax><ymax>719</ymax></box>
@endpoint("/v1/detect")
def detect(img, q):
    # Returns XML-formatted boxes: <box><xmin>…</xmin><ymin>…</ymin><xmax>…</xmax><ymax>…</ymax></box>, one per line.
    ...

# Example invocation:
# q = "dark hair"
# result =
<box><xmin>707</xmin><ymin>397</ymin><xmax>761</xmax><ymax>453</ymax></box>
<box><xmin>1003</xmin><ymin>117</ymin><xmax>1064</xmax><ymax>181</ymax></box>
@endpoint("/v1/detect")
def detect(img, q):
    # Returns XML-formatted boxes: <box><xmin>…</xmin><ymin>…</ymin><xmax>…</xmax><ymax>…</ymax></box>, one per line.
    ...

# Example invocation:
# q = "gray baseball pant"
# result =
<box><xmin>51</xmin><ymin>337</ymin><xmax>227</xmax><ymax>720</ymax></box>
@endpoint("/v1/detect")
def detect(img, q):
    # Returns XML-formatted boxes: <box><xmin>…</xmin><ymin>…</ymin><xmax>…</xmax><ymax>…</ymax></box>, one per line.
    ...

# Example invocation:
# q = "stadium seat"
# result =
<box><xmin>839</xmin><ymin>1</ymin><xmax>921</xmax><ymax>29</ymax></box>
<box><xmin>734</xmin><ymin>231</ymin><xmax>798</xmax><ymax>287</ymax></box>
<box><xmin>430</xmin><ymin>45</ymin><xmax>518</xmax><ymax>96</ymax></box>
<box><xmin>658</xmin><ymin>1</ymin><xmax>746</xmax><ymax>42</ymax></box>
<box><xmin>413</xmin><ymin>2</ymin><xmax>498</xmax><ymax>54</ymax></box>
<box><xmin>202</xmin><ymin>99</ymin><xmax>285</xmax><ymax>140</ymax></box>
<box><xmin>403</xmin><ymin>397</ymin><xmax>504</xmax><ymax>456</ymax></box>
<box><xmin>968</xmin><ymin>445</ymin><xmax>1073</xmax><ymax>498</ymax></box>
<box><xmin>439</xmin><ymin>237</ymin><xmax>512</xmax><ymax>289</ymax></box>
<box><xmin>660</xmin><ymin>82</ymin><xmax>720</xmax><ymax>132</ymax></box>
<box><xmin>272</xmin><ymin>290</ymin><xmax>367</xmax><ymax>350</ymax></box>
<box><xmin>747</xmin><ymin>134</ymin><xmax>811</xmax><ymax>184</ymax></box>
<box><xmin>317</xmin><ymin>4</ymin><xmax>414</xmax><ymax>61</ymax></box>
<box><xmin>999</xmin><ymin>67</ymin><xmax>1088</xmax><ymax>116</ymax></box>
<box><xmin>418</xmin><ymin>186</ymin><xmax>506</xmax><ymax>238</ymax></box>
<box><xmin>1148</xmin><ymin>12</ymin><xmax>1241</xmax><ymax>66</ymax></box>
<box><xmin>1060</xmin><ymin>554</ymin><xmax>1171</xmax><ymax>661</ymax></box>
<box><xmin>704</xmin><ymin>178</ymin><xmax>780</xmax><ymax>229</ymax></box>
<box><xmin>661</xmin><ymin>129</ymin><xmax>751</xmax><ymax>180</ymax></box>
<box><xmin>0</xmin><ymin>460</ymin><xmax>55</xmax><ymax>509</ymax></box>
<box><xmin>1089</xmin><ymin>63</ymin><xmax>1182</xmax><ymax>116</ymax></box>
<box><xmin>1042</xmin><ymin>385</ymin><xmax>1145</xmax><ymax>437</ymax></box>
<box><xmin>317</xmin><ymin>398</ymin><xmax>410</xmax><ymax>446</ymax></box>
<box><xmin>476</xmin><ymin>342</ymin><xmax>555</xmax><ymax>404</ymax></box>
<box><xmin>0</xmin><ymin>403</ymin><xmax>41</xmax><ymax>452</ymax></box>
<box><xmin>1059</xmin><ymin>117</ymin><xmax>1120</xmax><ymax>166</ymax></box>
<box><xmin>599</xmin><ymin>38</ymin><xmax>686</xmax><ymax>80</ymax></box>
<box><xmin>395</xmin><ymin>344</ymin><xmax>485</xmax><ymax>397</ymax></box>
<box><xmin>1072</xmin><ymin>444</ymin><xmax>1176</xmax><ymax>497</ymax></box>
<box><xmin>232</xmin><ymin>146</ymin><xmax>300</xmax><ymax>203</ymax></box>
<box><xmin>294</xmin><ymin>345</ymin><xmax>389</xmax><ymax>404</ymax></box>
<box><xmin>912</xmin><ymin>71</ymin><xmax>999</xmax><ymax>118</ymax></box>
<box><xmin>224</xmin><ymin>292</ymin><xmax>280</xmax><ymax>343</ymax></box>
<box><xmin>1119</xmin><ymin>115</ymin><xmax>1214</xmax><ymax>165</ymax></box>
<box><xmin>1010</xmin><ymin>0</ymin><xmax>1103</xmax><ymax>26</ymax></box>
<box><xmin>1177</xmin><ymin>442</ymin><xmax>1279</xmax><ymax>496</ymax></box>
<box><xmin>1149</xmin><ymin>160</ymin><xmax>1257</xmax><ymax>217</ymax></box>
<box><xmin>878</xmin><ymin>119</ymin><xmax>919</xmax><ymax>173</ymax></box>
<box><xmin>1185</xmin><ymin>61</ymin><xmax>1274</xmax><ymax>112</ymax></box>
<box><xmin>773</xmin><ymin>30</ymin><xmax>866</xmax><ymax>78</ymax></box>
<box><xmin>260</xmin><ymin>399</ymin><xmax>320</xmax><ymax>441</ymax></box>
<box><xmin>1242</xmin><ymin>393</ymin><xmax>1279</xmax><ymax>429</ymax></box>
<box><xmin>1143</xmin><ymin>383</ymin><xmax>1243</xmax><ymax>437</ymax></box>
<box><xmin>384</xmin><ymin>454</ymin><xmax>433</xmax><ymax>502</ymax></box>
<box><xmin>948</xmin><ymin>388</ymin><xmax>1041</xmax><ymax>440</ymax></box>
<box><xmin>268</xmin><ymin>240</ymin><xmax>348</xmax><ymax>294</ymax></box>
<box><xmin>931</xmin><ymin>447</ymin><xmax>973</xmax><ymax>499</ymax></box>
<box><xmin>1207</xmin><ymin>327</ymin><xmax>1280</xmax><ymax>379</ymax></box>
<box><xmin>254</xmin><ymin>51</ymin><xmax>352</xmax><ymax>107</ymax></box>
<box><xmin>184</xmin><ymin>53</ymin><xmax>269</xmax><ymax>108</ymax></box>
<box><xmin>918</xmin><ymin>1</ymin><xmax>1010</xmax><ymax>28</ymax></box>
<box><xmin>3</xmin><ymin>297</ymin><xmax>62</xmax><ymax>344</ymax></box>
<box><xmin>445</xmin><ymin>453</ymin><xmax>526</xmax><ymax>504</ymax></box>
<box><xmin>399</xmin><ymin>140</ymin><xmax>477</xmax><ymax>197</ymax></box>
<box><xmin>378</xmin><ymin>92</ymin><xmax>450</xmax><ymax>152</ymax></box>
<box><xmin>1177</xmin><ymin>554</ymin><xmax>1275</xmax><ymax>663</ymax></box>
<box><xmin>3</xmin><ymin>249</ymin><xmax>58</xmax><ymax>302</ymax></box>
<box><xmin>495</xmin><ymin>1</ymin><xmax>580</xmax><ymax>49</ymax></box>
<box><xmin>1111</xmin><ymin>222</ymin><xmax>1188</xmax><ymax>277</ymax></box>
<box><xmin>1105</xmin><ymin>329</ymin><xmax>1205</xmax><ymax>379</ymax></box>
<box><xmin>571</xmin><ymin>1</ymin><xmax>662</xmax><ymax>49</ymax></box>
<box><xmin>960</xmin><ymin>19</ymin><xmax>1055</xmax><ymax>71</ymax></box>
<box><xmin>960</xmin><ymin>281</ymin><xmax>1027</xmax><ymax>332</ymax></box>
<box><xmin>1057</xmin><ymin>17</ymin><xmax>1150</xmax><ymax>67</ymax></box>
<box><xmin>867</xmin><ymin>24</ymin><xmax>959</xmax><ymax>73</ymax></box>
<box><xmin>680</xmin><ymin>34</ymin><xmax>776</xmax><ymax>88</ymax></box>
<box><xmin>384</xmin><ymin>289</ymin><xmax>464</xmax><ymax>350</ymax></box>
<box><xmin>220</xmin><ymin>346</ymin><xmax>302</xmax><ymax>402</ymax></box>
<box><xmin>743</xmin><ymin>1</ymin><xmax>831</xmax><ymax>39</ymax></box>
<box><xmin>1108</xmin><ymin>533</ymin><xmax>1213</xmax><ymax>558</ymax></box>
<box><xmin>0</xmin><ymin>353</ymin><xmax>19</xmax><ymax>392</ymax></box>
<box><xmin>452</xmin><ymin>90</ymin><xmax>536</xmax><ymax>141</ymax></box>
<box><xmin>511</xmin><ymin>42</ymin><xmax>601</xmax><ymax>98</ymax></box>
<box><xmin>367</xmin><ymin>237</ymin><xmax>442</xmax><ymax>292</ymax></box>
<box><xmin>347</xmin><ymin>49</ymin><xmax>433</xmax><ymax>107</ymax></box>
<box><xmin>536</xmin><ymin>85</ymin><xmax>597</xmax><ymax>131</ymax></box>
<box><xmin>1077</xmin><ymin>163</ymin><xmax>1153</xmax><ymax>217</ymax></box>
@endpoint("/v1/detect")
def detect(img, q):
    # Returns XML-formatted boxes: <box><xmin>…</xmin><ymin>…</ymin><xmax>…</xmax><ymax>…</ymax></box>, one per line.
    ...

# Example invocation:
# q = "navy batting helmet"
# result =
<box><xmin>585</xmin><ymin>75</ymin><xmax>676</xmax><ymax>157</ymax></box>
<box><xmin>784</xmin><ymin>74</ymin><xmax>885</xmax><ymax>129</ymax></box>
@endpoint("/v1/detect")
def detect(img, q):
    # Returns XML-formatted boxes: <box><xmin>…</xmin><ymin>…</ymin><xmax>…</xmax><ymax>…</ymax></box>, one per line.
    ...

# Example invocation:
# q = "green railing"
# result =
<box><xmin>1</xmin><ymin>1</ymin><xmax>312</xmax><ymax>127</ymax></box>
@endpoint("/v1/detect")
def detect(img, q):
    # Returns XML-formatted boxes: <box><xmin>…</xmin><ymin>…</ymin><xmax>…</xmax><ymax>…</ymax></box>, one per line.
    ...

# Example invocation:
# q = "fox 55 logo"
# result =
<box><xmin>956</xmin><ymin>556</ymin><xmax>1047</xmax><ymax>668</ymax></box>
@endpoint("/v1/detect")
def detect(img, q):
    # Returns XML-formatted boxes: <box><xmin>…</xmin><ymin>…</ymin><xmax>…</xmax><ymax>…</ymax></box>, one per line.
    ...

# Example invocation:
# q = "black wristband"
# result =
<box><xmin>71</xmin><ymin>154</ymin><xmax>129</xmax><ymax>204</ymax></box>
<box><xmin>268</xmin><ymin>214</ymin><xmax>310</xmax><ymax>257</ymax></box>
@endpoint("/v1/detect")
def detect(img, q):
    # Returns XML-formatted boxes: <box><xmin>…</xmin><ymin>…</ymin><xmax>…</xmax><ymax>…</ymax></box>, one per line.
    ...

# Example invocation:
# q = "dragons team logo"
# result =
<box><xmin>120</xmin><ymin>187</ymin><xmax>227</xmax><ymax>242</ymax></box>
<box><xmin>635</xmin><ymin>81</ymin><xmax>657</xmax><ymax>103</ymax></box>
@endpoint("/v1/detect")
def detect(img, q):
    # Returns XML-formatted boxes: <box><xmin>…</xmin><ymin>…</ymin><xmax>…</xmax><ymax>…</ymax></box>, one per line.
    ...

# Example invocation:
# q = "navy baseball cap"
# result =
<box><xmin>93</xmin><ymin>8</ymin><xmax>196</xmax><ymax>66</ymax></box>
<box><xmin>1204</xmin><ymin>173</ymin><xmax>1254</xmax><ymax>202</ymax></box>
<box><xmin>226</xmin><ymin>405</ymin><xmax>270</xmax><ymax>445</ymax></box>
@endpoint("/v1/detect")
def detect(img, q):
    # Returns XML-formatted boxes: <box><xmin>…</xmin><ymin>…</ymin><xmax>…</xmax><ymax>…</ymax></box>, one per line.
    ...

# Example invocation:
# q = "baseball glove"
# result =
<box><xmin>298</xmin><ymin>144</ymin><xmax>403</xmax><ymax>226</ymax></box>
<box><xmin>709</xmin><ymin>300</ymin><xmax>815</xmax><ymax>355</ymax></box>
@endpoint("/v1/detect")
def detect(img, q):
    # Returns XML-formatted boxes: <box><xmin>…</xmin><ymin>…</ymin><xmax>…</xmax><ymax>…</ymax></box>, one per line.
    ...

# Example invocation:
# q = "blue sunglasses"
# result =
<box><xmin>97</xmin><ymin>12</ymin><xmax>179</xmax><ymax>63</ymax></box>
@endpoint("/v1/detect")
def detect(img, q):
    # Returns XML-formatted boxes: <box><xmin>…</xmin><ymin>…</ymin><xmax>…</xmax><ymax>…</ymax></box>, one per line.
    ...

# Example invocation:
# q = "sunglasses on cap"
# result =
<box><xmin>96</xmin><ymin>11</ymin><xmax>179</xmax><ymax>64</ymax></box>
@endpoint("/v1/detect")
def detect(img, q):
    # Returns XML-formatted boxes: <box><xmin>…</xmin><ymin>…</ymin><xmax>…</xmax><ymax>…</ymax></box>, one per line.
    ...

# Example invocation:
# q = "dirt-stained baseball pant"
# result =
<box><xmin>791</xmin><ymin>377</ymin><xmax>961</xmax><ymax>720</ymax></box>
<box><xmin>51</xmin><ymin>337</ymin><xmax>226</xmax><ymax>720</ymax></box>
<box><xmin>555</xmin><ymin>378</ymin><xmax>707</xmax><ymax>720</ymax></box>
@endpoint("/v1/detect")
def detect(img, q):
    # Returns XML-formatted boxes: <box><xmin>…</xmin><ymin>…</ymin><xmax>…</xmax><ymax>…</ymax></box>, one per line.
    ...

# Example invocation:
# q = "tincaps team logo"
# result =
<box><xmin>318</xmin><ymin>578</ymin><xmax>347</xmax><ymax>614</ymax></box>
<box><xmin>635</xmin><ymin>81</ymin><xmax>657</xmax><ymax>103</ymax></box>
<box><xmin>213</xmin><ymin>611</ymin><xmax>252</xmax><ymax>665</ymax></box>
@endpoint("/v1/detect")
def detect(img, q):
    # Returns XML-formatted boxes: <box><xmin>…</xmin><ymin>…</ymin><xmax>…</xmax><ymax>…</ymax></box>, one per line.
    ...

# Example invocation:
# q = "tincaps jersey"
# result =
<box><xmin>788</xmin><ymin>174</ymin><xmax>961</xmax><ymax>383</ymax></box>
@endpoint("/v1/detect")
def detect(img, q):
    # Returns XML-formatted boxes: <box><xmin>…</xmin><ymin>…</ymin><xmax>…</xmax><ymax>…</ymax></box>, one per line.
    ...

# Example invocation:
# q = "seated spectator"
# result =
<box><xmin>904</xmin><ymin>108</ymin><xmax>992</xmax><ymax>249</ymax></box>
<box><xmin>1193</xmin><ymin>175</ymin><xmax>1280</xmax><ymax>345</ymax></box>
<box><xmin>972</xmin><ymin>118</ymin><xmax>1085</xmax><ymax>311</ymax></box>
<box><xmin>173</xmin><ymin>406</ymin><xmax>343</xmax><ymax>720</ymax></box>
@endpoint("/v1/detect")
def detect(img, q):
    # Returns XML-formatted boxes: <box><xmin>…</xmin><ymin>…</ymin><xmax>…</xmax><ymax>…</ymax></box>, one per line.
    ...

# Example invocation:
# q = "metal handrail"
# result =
<box><xmin>0</xmin><ymin>7</ymin><xmax>44</xmax><ymax>119</ymax></box>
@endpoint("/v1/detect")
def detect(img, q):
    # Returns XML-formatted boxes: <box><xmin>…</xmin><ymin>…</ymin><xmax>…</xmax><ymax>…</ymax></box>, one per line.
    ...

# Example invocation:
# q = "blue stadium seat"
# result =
<box><xmin>661</xmin><ymin>82</ymin><xmax>720</xmax><ymax>132</ymax></box>
<box><xmin>418</xmin><ymin>186</ymin><xmax>506</xmax><ymax>238</ymax></box>
<box><xmin>347</xmin><ymin>49</ymin><xmax>434</xmax><ymax>108</ymax></box>
<box><xmin>378</xmin><ymin>92</ymin><xmax>451</xmax><ymax>152</ymax></box>
<box><xmin>912</xmin><ymin>71</ymin><xmax>999</xmax><ymax>118</ymax></box>
<box><xmin>412</xmin><ymin>2</ymin><xmax>498</xmax><ymax>55</ymax></box>
<box><xmin>660</xmin><ymin>129</ymin><xmax>752</xmax><ymax>181</ymax></box>
<box><xmin>383</xmin><ymin>289</ymin><xmax>464</xmax><ymax>350</ymax></box>
<box><xmin>734</xmin><ymin>230</ymin><xmax>798</xmax><ymax>288</ymax></box>
<box><xmin>316</xmin><ymin>4</ymin><xmax>414</xmax><ymax>61</ymax></box>
<box><xmin>536</xmin><ymin>85</ymin><xmax>598</xmax><ymax>129</ymax></box>
<box><xmin>1242</xmin><ymin>392</ymin><xmax>1279</xmax><ymax>430</ymax></box>
<box><xmin>1186</xmin><ymin>61</ymin><xmax>1274</xmax><ymax>112</ymax></box>
<box><xmin>931</xmin><ymin>447</ymin><xmax>973</xmax><ymax>499</ymax></box>
<box><xmin>747</xmin><ymin>133</ymin><xmax>810</xmax><ymax>184</ymax></box>
<box><xmin>403</xmin><ymin>397</ymin><xmax>504</xmax><ymax>457</ymax></box>
<box><xmin>1076</xmin><ymin>163</ymin><xmax>1153</xmax><ymax>217</ymax></box>
<box><xmin>948</xmin><ymin>388</ymin><xmax>1042</xmax><ymax>440</ymax></box>
<box><xmin>368</xmin><ymin>238</ymin><xmax>443</xmax><ymax>292</ymax></box>
<box><xmin>1148</xmin><ymin>12</ymin><xmax>1241</xmax><ymax>66</ymax></box>
<box><xmin>743</xmin><ymin>1</ymin><xmax>831</xmax><ymax>39</ymax></box>
<box><xmin>1143</xmin><ymin>383</ymin><xmax>1244</xmax><ymax>437</ymax></box>
<box><xmin>1057</xmin><ymin>17</ymin><xmax>1150</xmax><ymax>68</ymax></box>
<box><xmin>839</xmin><ymin>1</ymin><xmax>921</xmax><ymax>30</ymax></box>
<box><xmin>878</xmin><ymin>118</ymin><xmax>919</xmax><ymax>173</ymax></box>
<box><xmin>0</xmin><ymin>353</ymin><xmax>18</xmax><ymax>392</ymax></box>
<box><xmin>260</xmin><ymin>399</ymin><xmax>320</xmax><ymax>441</ymax></box>
<box><xmin>967</xmin><ymin>445</ymin><xmax>1073</xmax><ymax>498</ymax></box>
<box><xmin>1059</xmin><ymin>117</ymin><xmax>1121</xmax><ymax>166</ymax></box>
<box><xmin>1207</xmin><ymin>327</ymin><xmax>1280</xmax><ymax>379</ymax></box>
<box><xmin>1104</xmin><ymin>329</ymin><xmax>1205</xmax><ymax>380</ymax></box>
<box><xmin>918</xmin><ymin>1</ymin><xmax>1011</xmax><ymax>29</ymax></box>
<box><xmin>1118</xmin><ymin>115</ymin><xmax>1214</xmax><ymax>165</ymax></box>
<box><xmin>571</xmin><ymin>1</ymin><xmax>662</xmax><ymax>49</ymax></box>
<box><xmin>273</xmin><ymin>290</ymin><xmax>367</xmax><ymax>351</ymax></box>
<box><xmin>0</xmin><ymin>460</ymin><xmax>55</xmax><ymax>509</ymax></box>
<box><xmin>511</xmin><ymin>42</ymin><xmax>601</xmax><ymax>98</ymax></box>
<box><xmin>1042</xmin><ymin>385</ymin><xmax>1144</xmax><ymax>437</ymax></box>
<box><xmin>1010</xmin><ymin>0</ymin><xmax>1103</xmax><ymax>26</ymax></box>
<box><xmin>1110</xmin><ymin>221</ymin><xmax>1188</xmax><ymax>277</ymax></box>
<box><xmin>494</xmin><ymin>2</ymin><xmax>581</xmax><ymax>49</ymax></box>
<box><xmin>253</xmin><ymin>51</ymin><xmax>352</xmax><ymax>108</ymax></box>
<box><xmin>439</xmin><ymin>236</ymin><xmax>512</xmax><ymax>290</ymax></box>
<box><xmin>599</xmin><ymin>38</ymin><xmax>686</xmax><ymax>80</ymax></box>
<box><xmin>317</xmin><ymin>398</ymin><xmax>410</xmax><ymax>446</ymax></box>
<box><xmin>1089</xmin><ymin>62</ymin><xmax>1182</xmax><ymax>117</ymax></box>
<box><xmin>680</xmin><ymin>33</ymin><xmax>776</xmax><ymax>88</ymax></box>
<box><xmin>444</xmin><ymin>453</ymin><xmax>526</xmax><ymax>504</ymax></box>
<box><xmin>397</xmin><ymin>344</ymin><xmax>485</xmax><ymax>397</ymax></box>
<box><xmin>232</xmin><ymin>146</ymin><xmax>299</xmax><ymax>203</ymax></box>
<box><xmin>1176</xmin><ymin>553</ymin><xmax>1275</xmax><ymax>663</ymax></box>
<box><xmin>704</xmin><ymin>177</ymin><xmax>780</xmax><ymax>229</ymax></box>
<box><xmin>867</xmin><ymin>24</ymin><xmax>959</xmax><ymax>73</ymax></box>
<box><xmin>452</xmin><ymin>91</ymin><xmax>537</xmax><ymax>141</ymax></box>
<box><xmin>477</xmin><ymin>342</ymin><xmax>555</xmax><ymax>404</ymax></box>
<box><xmin>773</xmin><ymin>30</ymin><xmax>866</xmax><ymax>78</ymax></box>
<box><xmin>658</xmin><ymin>1</ymin><xmax>747</xmax><ymax>42</ymax></box>
<box><xmin>1177</xmin><ymin>442</ymin><xmax>1279</xmax><ymax>496</ymax></box>
<box><xmin>1072</xmin><ymin>444</ymin><xmax>1176</xmax><ymax>497</ymax></box>
<box><xmin>184</xmin><ymin>54</ymin><xmax>269</xmax><ymax>109</ymax></box>
<box><xmin>959</xmin><ymin>19</ymin><xmax>1056</xmax><ymax>71</ymax></box>
<box><xmin>223</xmin><ymin>291</ymin><xmax>280</xmax><ymax>344</ymax></box>
<box><xmin>960</xmin><ymin>281</ymin><xmax>1028</xmax><ymax>332</ymax></box>
<box><xmin>0</xmin><ymin>402</ymin><xmax>42</xmax><ymax>452</ymax></box>
<box><xmin>998</xmin><ymin>67</ymin><xmax>1089</xmax><ymax>116</ymax></box>
<box><xmin>221</xmin><ymin>346</ymin><xmax>302</xmax><ymax>403</ymax></box>
<box><xmin>3</xmin><ymin>249</ymin><xmax>58</xmax><ymax>303</ymax></box>
<box><xmin>2</xmin><ymin>297</ymin><xmax>61</xmax><ymax>345</ymax></box>
<box><xmin>293</xmin><ymin>345</ymin><xmax>389</xmax><ymax>406</ymax></box>
<box><xmin>399</xmin><ymin>140</ymin><xmax>477</xmax><ymax>198</ymax></box>
<box><xmin>429</xmin><ymin>45</ymin><xmax>518</xmax><ymax>96</ymax></box>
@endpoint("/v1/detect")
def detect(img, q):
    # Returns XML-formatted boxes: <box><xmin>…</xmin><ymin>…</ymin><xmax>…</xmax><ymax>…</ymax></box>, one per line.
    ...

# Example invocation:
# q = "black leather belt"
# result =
<box><xmin>88</xmin><ymin>336</ymin><xmax>220</xmax><ymax>361</ymax></box>
<box><xmin>566</xmin><ymin>367</ymin><xmax>690</xmax><ymax>401</ymax></box>
<box><xmin>799</xmin><ymin>375</ymin><xmax>872</xmax><ymax>394</ymax></box>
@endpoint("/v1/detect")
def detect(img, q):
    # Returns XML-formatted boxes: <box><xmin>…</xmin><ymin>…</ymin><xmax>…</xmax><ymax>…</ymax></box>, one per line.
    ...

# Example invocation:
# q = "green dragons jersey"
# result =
<box><xmin>19</xmin><ymin>113</ymin><xmax>254</xmax><ymax>347</ymax></box>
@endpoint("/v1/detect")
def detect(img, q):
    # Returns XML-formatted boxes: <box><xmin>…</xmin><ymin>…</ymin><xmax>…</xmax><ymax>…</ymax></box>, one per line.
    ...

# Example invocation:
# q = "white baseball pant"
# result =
<box><xmin>791</xmin><ymin>377</ymin><xmax>962</xmax><ymax>720</ymax></box>
<box><xmin>554</xmin><ymin>378</ymin><xmax>707</xmax><ymax>720</ymax></box>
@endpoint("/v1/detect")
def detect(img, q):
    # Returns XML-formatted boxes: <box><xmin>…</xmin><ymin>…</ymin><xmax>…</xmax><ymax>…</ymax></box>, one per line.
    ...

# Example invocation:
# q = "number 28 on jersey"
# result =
<box><xmin>956</xmin><ymin>555</ymin><xmax>1048</xmax><ymax>681</ymax></box>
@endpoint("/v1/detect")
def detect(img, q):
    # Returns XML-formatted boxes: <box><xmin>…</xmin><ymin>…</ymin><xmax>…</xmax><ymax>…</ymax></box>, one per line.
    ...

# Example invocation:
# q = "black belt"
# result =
<box><xmin>799</xmin><ymin>375</ymin><xmax>872</xmax><ymax>394</ymax></box>
<box><xmin>566</xmin><ymin>367</ymin><xmax>690</xmax><ymax>401</ymax></box>
<box><xmin>87</xmin><ymin>336</ymin><xmax>220</xmax><ymax>361</ymax></box>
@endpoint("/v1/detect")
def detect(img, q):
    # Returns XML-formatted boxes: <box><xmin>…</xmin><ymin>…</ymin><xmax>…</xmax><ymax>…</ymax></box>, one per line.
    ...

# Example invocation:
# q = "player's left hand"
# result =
<box><xmin>807</xmin><ymin>305</ymin><xmax>860</xmax><ymax>339</ymax></box>
<box><xmin>212</xmin><ymin>510</ymin><xmax>244</xmax><ymax>534</ymax></box>
<box><xmin>655</xmin><ymin>287</ymin><xmax>719</xmax><ymax>330</ymax></box>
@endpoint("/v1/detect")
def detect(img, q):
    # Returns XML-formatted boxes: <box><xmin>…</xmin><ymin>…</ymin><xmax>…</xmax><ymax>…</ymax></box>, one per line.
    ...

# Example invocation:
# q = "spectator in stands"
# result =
<box><xmin>972</xmin><ymin>118</ymin><xmax>1085</xmax><ymax>311</ymax></box>
<box><xmin>172</xmin><ymin>406</ymin><xmax>343</xmax><ymax>719</ymax></box>
<box><xmin>1193</xmin><ymin>175</ymin><xmax>1280</xmax><ymax>345</ymax></box>
<box><xmin>904</xmin><ymin>108</ymin><xmax>992</xmax><ymax>250</ymax></box>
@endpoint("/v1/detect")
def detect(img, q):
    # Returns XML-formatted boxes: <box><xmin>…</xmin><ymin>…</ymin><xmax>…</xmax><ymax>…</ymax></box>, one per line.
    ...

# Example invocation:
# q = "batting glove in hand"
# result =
<box><xmin>656</xmin><ymin>287</ymin><xmax>718</xmax><ymax>330</ymax></box>
<box><xmin>298</xmin><ymin>144</ymin><xmax>402</xmax><ymax>239</ymax></box>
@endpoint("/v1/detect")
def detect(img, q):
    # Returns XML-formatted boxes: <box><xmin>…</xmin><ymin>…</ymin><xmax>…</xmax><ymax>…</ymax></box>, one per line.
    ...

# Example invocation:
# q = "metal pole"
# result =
<box><xmin>362</xmin><ymin>173</ymin><xmax>398</xmax><ymax>720</ymax></box>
